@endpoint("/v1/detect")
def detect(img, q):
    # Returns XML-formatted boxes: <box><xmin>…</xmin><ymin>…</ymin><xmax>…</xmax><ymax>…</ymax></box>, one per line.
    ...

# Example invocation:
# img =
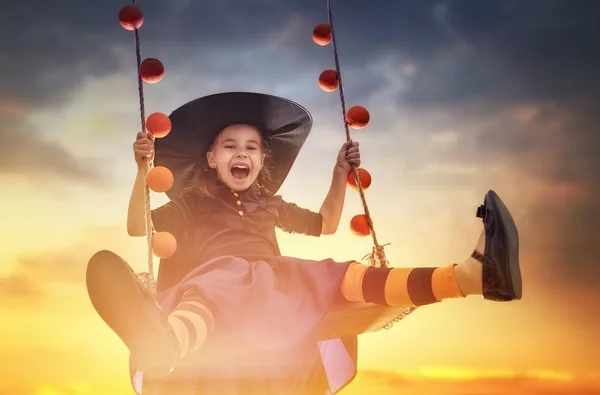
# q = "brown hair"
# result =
<box><xmin>183</xmin><ymin>126</ymin><xmax>274</xmax><ymax>200</ymax></box>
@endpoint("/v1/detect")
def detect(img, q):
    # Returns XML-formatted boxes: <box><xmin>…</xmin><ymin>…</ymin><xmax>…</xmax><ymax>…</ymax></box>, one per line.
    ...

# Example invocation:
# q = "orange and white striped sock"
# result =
<box><xmin>340</xmin><ymin>262</ymin><xmax>466</xmax><ymax>307</ymax></box>
<box><xmin>167</xmin><ymin>290</ymin><xmax>214</xmax><ymax>358</ymax></box>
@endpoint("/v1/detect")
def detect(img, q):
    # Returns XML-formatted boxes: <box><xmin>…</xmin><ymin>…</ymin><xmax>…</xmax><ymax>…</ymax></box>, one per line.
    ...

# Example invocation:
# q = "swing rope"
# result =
<box><xmin>131</xmin><ymin>0</ymin><xmax>157</xmax><ymax>293</ymax></box>
<box><xmin>326</xmin><ymin>0</ymin><xmax>418</xmax><ymax>327</ymax></box>
<box><xmin>326</xmin><ymin>0</ymin><xmax>386</xmax><ymax>269</ymax></box>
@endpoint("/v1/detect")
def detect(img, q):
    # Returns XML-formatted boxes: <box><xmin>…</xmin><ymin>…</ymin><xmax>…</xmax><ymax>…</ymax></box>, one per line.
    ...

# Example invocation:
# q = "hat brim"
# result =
<box><xmin>153</xmin><ymin>92</ymin><xmax>313</xmax><ymax>199</ymax></box>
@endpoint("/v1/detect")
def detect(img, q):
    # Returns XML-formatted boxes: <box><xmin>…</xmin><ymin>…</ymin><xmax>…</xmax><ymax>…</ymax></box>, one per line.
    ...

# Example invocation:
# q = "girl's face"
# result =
<box><xmin>206</xmin><ymin>124</ymin><xmax>265</xmax><ymax>191</ymax></box>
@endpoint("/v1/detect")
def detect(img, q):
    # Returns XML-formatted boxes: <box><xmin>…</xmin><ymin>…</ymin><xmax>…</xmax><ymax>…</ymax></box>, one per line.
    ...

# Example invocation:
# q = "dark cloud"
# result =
<box><xmin>2</xmin><ymin>4</ymin><xmax>127</xmax><ymax>106</ymax></box>
<box><xmin>390</xmin><ymin>1</ymin><xmax>600</xmax><ymax>107</ymax></box>
<box><xmin>4</xmin><ymin>1</ymin><xmax>599</xmax><ymax>107</ymax></box>
<box><xmin>0</xmin><ymin>116</ymin><xmax>107</xmax><ymax>183</ymax></box>
<box><xmin>1</xmin><ymin>2</ymin><xmax>133</xmax><ymax>185</ymax></box>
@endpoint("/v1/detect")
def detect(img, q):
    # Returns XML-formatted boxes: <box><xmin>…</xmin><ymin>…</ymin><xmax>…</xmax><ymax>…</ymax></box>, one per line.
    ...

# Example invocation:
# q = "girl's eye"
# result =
<box><xmin>247</xmin><ymin>146</ymin><xmax>257</xmax><ymax>150</ymax></box>
<box><xmin>224</xmin><ymin>145</ymin><xmax>235</xmax><ymax>149</ymax></box>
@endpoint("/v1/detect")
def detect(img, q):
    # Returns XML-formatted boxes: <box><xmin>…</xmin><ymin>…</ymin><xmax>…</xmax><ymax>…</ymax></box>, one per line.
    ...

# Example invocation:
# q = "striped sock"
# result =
<box><xmin>340</xmin><ymin>262</ymin><xmax>465</xmax><ymax>307</ymax></box>
<box><xmin>167</xmin><ymin>290</ymin><xmax>214</xmax><ymax>359</ymax></box>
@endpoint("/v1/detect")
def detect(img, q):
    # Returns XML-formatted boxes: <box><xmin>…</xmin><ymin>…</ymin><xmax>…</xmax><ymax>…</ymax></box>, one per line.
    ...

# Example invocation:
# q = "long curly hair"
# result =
<box><xmin>183</xmin><ymin>127</ymin><xmax>274</xmax><ymax>199</ymax></box>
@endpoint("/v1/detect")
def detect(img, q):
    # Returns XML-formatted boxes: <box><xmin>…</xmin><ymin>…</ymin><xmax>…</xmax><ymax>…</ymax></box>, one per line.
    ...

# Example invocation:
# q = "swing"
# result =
<box><xmin>117</xmin><ymin>0</ymin><xmax>417</xmax><ymax>344</ymax></box>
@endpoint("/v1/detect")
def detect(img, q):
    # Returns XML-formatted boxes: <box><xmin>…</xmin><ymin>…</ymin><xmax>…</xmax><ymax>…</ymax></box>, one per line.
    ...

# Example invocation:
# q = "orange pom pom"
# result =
<box><xmin>146</xmin><ymin>112</ymin><xmax>171</xmax><ymax>138</ymax></box>
<box><xmin>152</xmin><ymin>231</ymin><xmax>177</xmax><ymax>259</ymax></box>
<box><xmin>347</xmin><ymin>168</ymin><xmax>372</xmax><ymax>191</ymax></box>
<box><xmin>318</xmin><ymin>69</ymin><xmax>338</xmax><ymax>92</ymax></box>
<box><xmin>350</xmin><ymin>214</ymin><xmax>371</xmax><ymax>237</ymax></box>
<box><xmin>140</xmin><ymin>58</ymin><xmax>164</xmax><ymax>83</ymax></box>
<box><xmin>346</xmin><ymin>106</ymin><xmax>370</xmax><ymax>129</ymax></box>
<box><xmin>147</xmin><ymin>166</ymin><xmax>174</xmax><ymax>193</ymax></box>
<box><xmin>119</xmin><ymin>5</ymin><xmax>143</xmax><ymax>31</ymax></box>
<box><xmin>312</xmin><ymin>24</ymin><xmax>332</xmax><ymax>46</ymax></box>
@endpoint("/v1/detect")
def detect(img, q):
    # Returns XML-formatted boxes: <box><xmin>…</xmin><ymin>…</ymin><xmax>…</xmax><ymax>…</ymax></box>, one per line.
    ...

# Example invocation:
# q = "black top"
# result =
<box><xmin>151</xmin><ymin>186</ymin><xmax>323</xmax><ymax>292</ymax></box>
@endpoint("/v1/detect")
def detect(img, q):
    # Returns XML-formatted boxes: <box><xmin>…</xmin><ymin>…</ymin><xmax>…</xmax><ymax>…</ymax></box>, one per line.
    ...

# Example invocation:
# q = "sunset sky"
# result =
<box><xmin>1</xmin><ymin>0</ymin><xmax>599</xmax><ymax>394</ymax></box>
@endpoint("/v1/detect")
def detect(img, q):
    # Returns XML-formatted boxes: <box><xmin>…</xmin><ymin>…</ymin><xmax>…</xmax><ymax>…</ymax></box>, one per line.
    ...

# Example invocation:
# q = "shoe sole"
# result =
<box><xmin>486</xmin><ymin>190</ymin><xmax>522</xmax><ymax>300</ymax></box>
<box><xmin>86</xmin><ymin>250</ymin><xmax>178</xmax><ymax>377</ymax></box>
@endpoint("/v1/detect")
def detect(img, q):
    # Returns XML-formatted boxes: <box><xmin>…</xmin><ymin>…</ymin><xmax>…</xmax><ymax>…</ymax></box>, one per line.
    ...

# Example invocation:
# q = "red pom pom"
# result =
<box><xmin>318</xmin><ymin>69</ymin><xmax>338</xmax><ymax>92</ymax></box>
<box><xmin>146</xmin><ymin>112</ymin><xmax>171</xmax><ymax>138</ymax></box>
<box><xmin>350</xmin><ymin>214</ymin><xmax>370</xmax><ymax>236</ymax></box>
<box><xmin>147</xmin><ymin>166</ymin><xmax>174</xmax><ymax>193</ymax></box>
<box><xmin>312</xmin><ymin>24</ymin><xmax>332</xmax><ymax>46</ymax></box>
<box><xmin>119</xmin><ymin>5</ymin><xmax>143</xmax><ymax>31</ymax></box>
<box><xmin>347</xmin><ymin>168</ymin><xmax>372</xmax><ymax>191</ymax></box>
<box><xmin>140</xmin><ymin>58</ymin><xmax>165</xmax><ymax>83</ymax></box>
<box><xmin>346</xmin><ymin>106</ymin><xmax>370</xmax><ymax>129</ymax></box>
<box><xmin>152</xmin><ymin>231</ymin><xmax>177</xmax><ymax>259</ymax></box>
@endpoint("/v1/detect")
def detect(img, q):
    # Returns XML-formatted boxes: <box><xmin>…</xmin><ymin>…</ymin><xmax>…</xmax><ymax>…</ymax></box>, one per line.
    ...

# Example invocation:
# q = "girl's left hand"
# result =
<box><xmin>335</xmin><ymin>139</ymin><xmax>360</xmax><ymax>174</ymax></box>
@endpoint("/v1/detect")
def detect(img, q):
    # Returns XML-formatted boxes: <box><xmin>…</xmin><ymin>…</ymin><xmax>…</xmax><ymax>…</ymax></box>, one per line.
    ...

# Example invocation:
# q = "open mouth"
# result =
<box><xmin>230</xmin><ymin>164</ymin><xmax>250</xmax><ymax>180</ymax></box>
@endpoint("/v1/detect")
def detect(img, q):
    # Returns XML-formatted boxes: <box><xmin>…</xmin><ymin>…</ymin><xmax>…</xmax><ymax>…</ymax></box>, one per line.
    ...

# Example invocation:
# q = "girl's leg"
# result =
<box><xmin>86</xmin><ymin>251</ymin><xmax>215</xmax><ymax>378</ymax></box>
<box><xmin>167</xmin><ymin>288</ymin><xmax>214</xmax><ymax>358</ymax></box>
<box><xmin>340</xmin><ymin>232</ymin><xmax>482</xmax><ymax>307</ymax></box>
<box><xmin>340</xmin><ymin>190</ymin><xmax>522</xmax><ymax>307</ymax></box>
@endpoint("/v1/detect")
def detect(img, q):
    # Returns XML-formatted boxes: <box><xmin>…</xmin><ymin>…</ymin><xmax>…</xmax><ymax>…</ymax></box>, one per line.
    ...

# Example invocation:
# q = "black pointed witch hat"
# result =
<box><xmin>153</xmin><ymin>92</ymin><xmax>313</xmax><ymax>199</ymax></box>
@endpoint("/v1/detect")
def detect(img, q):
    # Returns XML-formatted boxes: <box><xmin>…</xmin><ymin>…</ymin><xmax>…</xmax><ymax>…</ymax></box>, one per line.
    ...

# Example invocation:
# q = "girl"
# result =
<box><xmin>86</xmin><ymin>92</ymin><xmax>522</xmax><ymax>395</ymax></box>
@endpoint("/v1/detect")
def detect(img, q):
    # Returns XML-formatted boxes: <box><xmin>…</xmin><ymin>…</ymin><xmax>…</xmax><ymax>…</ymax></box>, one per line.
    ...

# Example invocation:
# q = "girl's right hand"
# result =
<box><xmin>133</xmin><ymin>131</ymin><xmax>155</xmax><ymax>166</ymax></box>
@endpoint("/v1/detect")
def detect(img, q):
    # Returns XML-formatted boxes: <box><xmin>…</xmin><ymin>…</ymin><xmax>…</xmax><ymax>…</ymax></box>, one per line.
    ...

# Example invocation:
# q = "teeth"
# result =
<box><xmin>233</xmin><ymin>165</ymin><xmax>249</xmax><ymax>169</ymax></box>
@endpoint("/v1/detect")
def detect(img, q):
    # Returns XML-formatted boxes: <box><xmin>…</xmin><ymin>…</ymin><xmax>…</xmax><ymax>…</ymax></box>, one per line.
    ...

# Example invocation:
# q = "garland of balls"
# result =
<box><xmin>313</xmin><ymin>1</ymin><xmax>389</xmax><ymax>268</ymax></box>
<box><xmin>118</xmin><ymin>3</ymin><xmax>176</xmax><ymax>294</ymax></box>
<box><xmin>117</xmin><ymin>1</ymin><xmax>418</xmax><ymax>329</ymax></box>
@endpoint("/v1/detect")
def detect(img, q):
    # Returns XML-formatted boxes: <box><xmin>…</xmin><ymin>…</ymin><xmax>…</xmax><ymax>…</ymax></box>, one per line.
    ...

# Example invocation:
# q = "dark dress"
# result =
<box><xmin>130</xmin><ymin>186</ymin><xmax>358</xmax><ymax>395</ymax></box>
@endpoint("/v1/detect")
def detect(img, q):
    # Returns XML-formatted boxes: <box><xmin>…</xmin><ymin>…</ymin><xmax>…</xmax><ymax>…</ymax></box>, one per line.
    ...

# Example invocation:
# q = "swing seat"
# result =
<box><xmin>314</xmin><ymin>302</ymin><xmax>415</xmax><ymax>340</ymax></box>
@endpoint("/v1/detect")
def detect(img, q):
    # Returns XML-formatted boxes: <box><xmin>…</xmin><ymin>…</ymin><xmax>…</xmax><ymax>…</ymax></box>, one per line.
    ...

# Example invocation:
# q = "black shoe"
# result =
<box><xmin>86</xmin><ymin>250</ymin><xmax>180</xmax><ymax>377</ymax></box>
<box><xmin>472</xmin><ymin>190</ymin><xmax>522</xmax><ymax>301</ymax></box>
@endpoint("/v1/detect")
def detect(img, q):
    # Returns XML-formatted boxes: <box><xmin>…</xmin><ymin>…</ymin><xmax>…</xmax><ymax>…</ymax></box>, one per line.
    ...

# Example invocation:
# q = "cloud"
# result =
<box><xmin>5</xmin><ymin>1</ymin><xmax>599</xmax><ymax>113</ymax></box>
<box><xmin>391</xmin><ymin>1</ymin><xmax>600</xmax><ymax>107</ymax></box>
<box><xmin>0</xmin><ymin>2</ymin><xmax>147</xmax><ymax>186</ymax></box>
<box><xmin>0</xmin><ymin>272</ymin><xmax>41</xmax><ymax>305</ymax></box>
<box><xmin>0</xmin><ymin>116</ymin><xmax>107</xmax><ymax>185</ymax></box>
<box><xmin>342</xmin><ymin>369</ymin><xmax>600</xmax><ymax>395</ymax></box>
<box><xmin>0</xmin><ymin>225</ymin><xmax>146</xmax><ymax>306</ymax></box>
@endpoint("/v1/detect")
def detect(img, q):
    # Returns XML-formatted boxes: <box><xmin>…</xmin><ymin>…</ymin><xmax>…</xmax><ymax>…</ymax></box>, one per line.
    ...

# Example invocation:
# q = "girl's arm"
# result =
<box><xmin>127</xmin><ymin>131</ymin><xmax>197</xmax><ymax>237</ymax></box>
<box><xmin>127</xmin><ymin>166</ymin><xmax>200</xmax><ymax>237</ymax></box>
<box><xmin>128</xmin><ymin>131</ymin><xmax>154</xmax><ymax>237</ymax></box>
<box><xmin>319</xmin><ymin>139</ymin><xmax>361</xmax><ymax>235</ymax></box>
<box><xmin>319</xmin><ymin>166</ymin><xmax>348</xmax><ymax>235</ymax></box>
<box><xmin>127</xmin><ymin>167</ymin><xmax>149</xmax><ymax>236</ymax></box>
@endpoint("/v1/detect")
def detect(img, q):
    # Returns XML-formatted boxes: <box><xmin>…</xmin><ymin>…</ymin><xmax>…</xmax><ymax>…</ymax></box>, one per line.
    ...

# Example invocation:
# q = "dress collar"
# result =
<box><xmin>221</xmin><ymin>187</ymin><xmax>281</xmax><ymax>215</ymax></box>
